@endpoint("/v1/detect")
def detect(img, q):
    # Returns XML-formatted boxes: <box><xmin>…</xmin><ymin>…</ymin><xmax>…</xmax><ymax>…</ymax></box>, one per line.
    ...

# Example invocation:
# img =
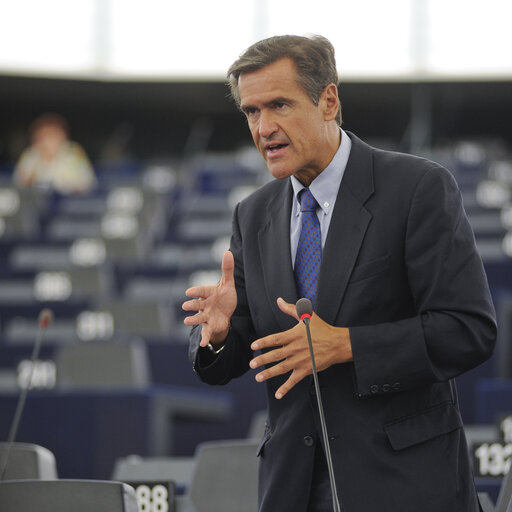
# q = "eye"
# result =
<box><xmin>271</xmin><ymin>100</ymin><xmax>292</xmax><ymax>114</ymax></box>
<box><xmin>243</xmin><ymin>106</ymin><xmax>258</xmax><ymax>118</ymax></box>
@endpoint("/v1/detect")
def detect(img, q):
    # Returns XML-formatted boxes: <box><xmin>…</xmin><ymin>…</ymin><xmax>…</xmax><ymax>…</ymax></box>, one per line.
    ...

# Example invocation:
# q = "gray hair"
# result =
<box><xmin>227</xmin><ymin>34</ymin><xmax>341</xmax><ymax>125</ymax></box>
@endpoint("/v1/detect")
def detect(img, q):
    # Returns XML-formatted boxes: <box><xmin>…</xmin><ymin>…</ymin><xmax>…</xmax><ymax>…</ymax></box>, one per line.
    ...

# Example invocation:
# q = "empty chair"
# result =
<box><xmin>103</xmin><ymin>300</ymin><xmax>174</xmax><ymax>338</ymax></box>
<box><xmin>123</xmin><ymin>276</ymin><xmax>189</xmax><ymax>306</ymax></box>
<box><xmin>55</xmin><ymin>341</ymin><xmax>151</xmax><ymax>390</ymax></box>
<box><xmin>176</xmin><ymin>216</ymin><xmax>232</xmax><ymax>244</ymax></box>
<box><xmin>247</xmin><ymin>409</ymin><xmax>267</xmax><ymax>440</ymax></box>
<box><xmin>178</xmin><ymin>194</ymin><xmax>232</xmax><ymax>216</ymax></box>
<box><xmin>0</xmin><ymin>479</ymin><xmax>138</xmax><ymax>512</ymax></box>
<box><xmin>0</xmin><ymin>278</ymin><xmax>34</xmax><ymax>303</ymax></box>
<box><xmin>0</xmin><ymin>267</ymin><xmax>112</xmax><ymax>304</ymax></box>
<box><xmin>103</xmin><ymin>234</ymin><xmax>150</xmax><ymax>263</ymax></box>
<box><xmin>479</xmin><ymin>492</ymin><xmax>496</xmax><ymax>512</ymax></box>
<box><xmin>45</xmin><ymin>216</ymin><xmax>102</xmax><ymax>241</ymax></box>
<box><xmin>0</xmin><ymin>443</ymin><xmax>58</xmax><ymax>480</ymax></box>
<box><xmin>4</xmin><ymin>317</ymin><xmax>78</xmax><ymax>346</ymax></box>
<box><xmin>112</xmin><ymin>455</ymin><xmax>195</xmax><ymax>492</ymax></box>
<box><xmin>148</xmin><ymin>243</ymin><xmax>220</xmax><ymax>276</ymax></box>
<box><xmin>9</xmin><ymin>244</ymin><xmax>73</xmax><ymax>271</ymax></box>
<box><xmin>496</xmin><ymin>466</ymin><xmax>512</xmax><ymax>512</ymax></box>
<box><xmin>0</xmin><ymin>187</ymin><xmax>40</xmax><ymax>238</ymax></box>
<box><xmin>479</xmin><ymin>464</ymin><xmax>512</xmax><ymax>512</ymax></box>
<box><xmin>0</xmin><ymin>369</ymin><xmax>17</xmax><ymax>391</ymax></box>
<box><xmin>179</xmin><ymin>439</ymin><xmax>259</xmax><ymax>512</ymax></box>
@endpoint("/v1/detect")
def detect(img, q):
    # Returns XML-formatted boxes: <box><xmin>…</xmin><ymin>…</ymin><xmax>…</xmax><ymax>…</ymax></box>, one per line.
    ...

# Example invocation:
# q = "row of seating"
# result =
<box><xmin>0</xmin><ymin>436</ymin><xmax>510</xmax><ymax>512</ymax></box>
<box><xmin>0</xmin><ymin>413</ymin><xmax>264</xmax><ymax>512</ymax></box>
<box><xmin>0</xmin><ymin>141</ymin><xmax>511</xmax><ymax>502</ymax></box>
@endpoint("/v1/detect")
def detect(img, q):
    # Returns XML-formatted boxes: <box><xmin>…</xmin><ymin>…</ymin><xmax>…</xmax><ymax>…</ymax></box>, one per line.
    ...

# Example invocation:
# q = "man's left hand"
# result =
<box><xmin>249</xmin><ymin>298</ymin><xmax>353</xmax><ymax>399</ymax></box>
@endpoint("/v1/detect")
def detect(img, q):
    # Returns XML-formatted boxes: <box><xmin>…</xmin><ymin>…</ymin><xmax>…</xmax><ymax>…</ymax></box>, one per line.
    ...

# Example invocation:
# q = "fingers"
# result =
<box><xmin>251</xmin><ymin>332</ymin><xmax>284</xmax><ymax>351</ymax></box>
<box><xmin>250</xmin><ymin>329</ymin><xmax>311</xmax><ymax>400</ymax></box>
<box><xmin>251</xmin><ymin>347</ymin><xmax>309</xmax><ymax>381</ymax></box>
<box><xmin>276</xmin><ymin>297</ymin><xmax>299</xmax><ymax>321</ymax></box>
<box><xmin>253</xmin><ymin>357</ymin><xmax>294</xmax><ymax>383</ymax></box>
<box><xmin>254</xmin><ymin>360</ymin><xmax>307</xmax><ymax>400</ymax></box>
<box><xmin>250</xmin><ymin>346</ymin><xmax>286</xmax><ymax>370</ymax></box>
<box><xmin>220</xmin><ymin>250</ymin><xmax>235</xmax><ymax>286</ymax></box>
<box><xmin>185</xmin><ymin>285</ymin><xmax>214</xmax><ymax>297</ymax></box>
<box><xmin>183</xmin><ymin>310</ymin><xmax>206</xmax><ymax>326</ymax></box>
<box><xmin>183</xmin><ymin>251</ymin><xmax>234</xmax><ymax>307</ymax></box>
<box><xmin>199</xmin><ymin>325</ymin><xmax>212</xmax><ymax>347</ymax></box>
<box><xmin>275</xmin><ymin>372</ymin><xmax>305</xmax><ymax>399</ymax></box>
<box><xmin>182</xmin><ymin>297</ymin><xmax>205</xmax><ymax>312</ymax></box>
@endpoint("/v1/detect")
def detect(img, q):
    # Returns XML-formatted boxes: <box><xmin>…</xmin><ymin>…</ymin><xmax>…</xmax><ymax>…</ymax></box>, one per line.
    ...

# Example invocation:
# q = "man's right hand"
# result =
<box><xmin>182</xmin><ymin>250</ymin><xmax>237</xmax><ymax>348</ymax></box>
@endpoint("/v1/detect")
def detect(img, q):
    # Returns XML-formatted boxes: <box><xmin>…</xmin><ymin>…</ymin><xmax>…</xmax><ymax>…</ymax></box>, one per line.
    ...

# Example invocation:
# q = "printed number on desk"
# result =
<box><xmin>473</xmin><ymin>442</ymin><xmax>512</xmax><ymax>476</ymax></box>
<box><xmin>127</xmin><ymin>481</ymin><xmax>175</xmax><ymax>512</ymax></box>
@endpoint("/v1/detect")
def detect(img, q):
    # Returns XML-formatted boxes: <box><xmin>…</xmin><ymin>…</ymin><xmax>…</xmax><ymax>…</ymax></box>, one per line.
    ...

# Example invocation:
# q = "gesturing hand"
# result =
<box><xmin>182</xmin><ymin>250</ymin><xmax>237</xmax><ymax>348</ymax></box>
<box><xmin>249</xmin><ymin>298</ymin><xmax>353</xmax><ymax>399</ymax></box>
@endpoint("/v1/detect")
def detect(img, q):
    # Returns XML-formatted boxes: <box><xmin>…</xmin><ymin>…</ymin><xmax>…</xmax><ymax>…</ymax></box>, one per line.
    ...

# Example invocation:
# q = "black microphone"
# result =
<box><xmin>1</xmin><ymin>309</ymin><xmax>53</xmax><ymax>480</ymax></box>
<box><xmin>296</xmin><ymin>298</ymin><xmax>341</xmax><ymax>512</ymax></box>
<box><xmin>296</xmin><ymin>297</ymin><xmax>313</xmax><ymax>323</ymax></box>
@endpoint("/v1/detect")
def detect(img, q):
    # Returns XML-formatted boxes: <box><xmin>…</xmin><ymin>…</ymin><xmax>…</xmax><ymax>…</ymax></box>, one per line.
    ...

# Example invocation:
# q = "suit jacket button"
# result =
<box><xmin>303</xmin><ymin>435</ymin><xmax>315</xmax><ymax>447</ymax></box>
<box><xmin>382</xmin><ymin>384</ymin><xmax>391</xmax><ymax>392</ymax></box>
<box><xmin>392</xmin><ymin>382</ymin><xmax>401</xmax><ymax>391</ymax></box>
<box><xmin>370</xmin><ymin>385</ymin><xmax>379</xmax><ymax>394</ymax></box>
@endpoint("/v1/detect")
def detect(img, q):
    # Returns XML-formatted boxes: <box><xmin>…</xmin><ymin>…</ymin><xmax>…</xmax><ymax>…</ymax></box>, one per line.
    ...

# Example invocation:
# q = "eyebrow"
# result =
<box><xmin>241</xmin><ymin>96</ymin><xmax>295</xmax><ymax>114</ymax></box>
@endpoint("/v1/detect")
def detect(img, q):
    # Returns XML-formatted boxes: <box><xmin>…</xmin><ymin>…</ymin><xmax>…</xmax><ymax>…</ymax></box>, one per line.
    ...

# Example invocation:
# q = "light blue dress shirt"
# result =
<box><xmin>290</xmin><ymin>129</ymin><xmax>352</xmax><ymax>266</ymax></box>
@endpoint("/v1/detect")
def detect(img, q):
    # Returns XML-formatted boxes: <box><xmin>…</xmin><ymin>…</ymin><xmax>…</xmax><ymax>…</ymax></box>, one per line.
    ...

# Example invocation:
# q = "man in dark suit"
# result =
<box><xmin>182</xmin><ymin>35</ymin><xmax>497</xmax><ymax>512</ymax></box>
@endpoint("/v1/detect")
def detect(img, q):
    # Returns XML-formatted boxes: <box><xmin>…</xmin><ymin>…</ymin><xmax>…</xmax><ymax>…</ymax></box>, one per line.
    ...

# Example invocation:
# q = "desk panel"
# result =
<box><xmin>0</xmin><ymin>386</ymin><xmax>231</xmax><ymax>479</ymax></box>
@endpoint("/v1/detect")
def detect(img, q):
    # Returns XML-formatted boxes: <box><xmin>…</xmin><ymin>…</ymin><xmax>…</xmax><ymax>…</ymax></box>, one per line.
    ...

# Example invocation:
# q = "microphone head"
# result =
<box><xmin>296</xmin><ymin>298</ymin><xmax>313</xmax><ymax>321</ymax></box>
<box><xmin>38</xmin><ymin>309</ymin><xmax>53</xmax><ymax>329</ymax></box>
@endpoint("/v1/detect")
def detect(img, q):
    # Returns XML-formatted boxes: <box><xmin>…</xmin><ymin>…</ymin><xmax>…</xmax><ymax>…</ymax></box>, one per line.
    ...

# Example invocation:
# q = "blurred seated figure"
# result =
<box><xmin>13</xmin><ymin>113</ymin><xmax>96</xmax><ymax>194</ymax></box>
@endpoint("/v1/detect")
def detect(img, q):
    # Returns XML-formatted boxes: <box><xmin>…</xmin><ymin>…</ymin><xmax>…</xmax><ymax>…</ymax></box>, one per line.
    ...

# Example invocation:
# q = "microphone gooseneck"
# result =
<box><xmin>0</xmin><ymin>309</ymin><xmax>53</xmax><ymax>480</ymax></box>
<box><xmin>296</xmin><ymin>298</ymin><xmax>341</xmax><ymax>512</ymax></box>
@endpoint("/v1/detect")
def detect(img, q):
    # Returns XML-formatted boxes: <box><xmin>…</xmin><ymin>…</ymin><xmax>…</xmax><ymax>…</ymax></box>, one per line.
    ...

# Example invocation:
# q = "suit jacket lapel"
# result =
<box><xmin>317</xmin><ymin>133</ymin><xmax>375</xmax><ymax>324</ymax></box>
<box><xmin>258</xmin><ymin>181</ymin><xmax>298</xmax><ymax>331</ymax></box>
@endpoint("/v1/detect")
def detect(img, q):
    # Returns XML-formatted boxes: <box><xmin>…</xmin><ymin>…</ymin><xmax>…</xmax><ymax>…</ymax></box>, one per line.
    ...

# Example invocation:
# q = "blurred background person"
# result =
<box><xmin>13</xmin><ymin>112</ymin><xmax>96</xmax><ymax>194</ymax></box>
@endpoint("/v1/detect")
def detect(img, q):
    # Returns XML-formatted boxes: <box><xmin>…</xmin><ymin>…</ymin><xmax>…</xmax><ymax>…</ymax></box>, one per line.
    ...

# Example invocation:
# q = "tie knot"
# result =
<box><xmin>299</xmin><ymin>188</ymin><xmax>318</xmax><ymax>212</ymax></box>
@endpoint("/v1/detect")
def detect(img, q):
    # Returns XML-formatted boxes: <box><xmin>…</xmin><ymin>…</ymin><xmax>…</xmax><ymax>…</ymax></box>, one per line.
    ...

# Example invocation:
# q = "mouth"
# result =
<box><xmin>264</xmin><ymin>142</ymin><xmax>289</xmax><ymax>157</ymax></box>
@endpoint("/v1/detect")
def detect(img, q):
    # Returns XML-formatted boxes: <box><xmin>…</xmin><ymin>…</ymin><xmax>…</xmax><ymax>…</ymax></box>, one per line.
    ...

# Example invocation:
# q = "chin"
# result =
<box><xmin>266</xmin><ymin>164</ymin><xmax>295</xmax><ymax>181</ymax></box>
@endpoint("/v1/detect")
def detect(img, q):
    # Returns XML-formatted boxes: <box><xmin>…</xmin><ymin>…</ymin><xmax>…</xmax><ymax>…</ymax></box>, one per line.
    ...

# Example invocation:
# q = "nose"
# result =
<box><xmin>258</xmin><ymin>111</ymin><xmax>278</xmax><ymax>139</ymax></box>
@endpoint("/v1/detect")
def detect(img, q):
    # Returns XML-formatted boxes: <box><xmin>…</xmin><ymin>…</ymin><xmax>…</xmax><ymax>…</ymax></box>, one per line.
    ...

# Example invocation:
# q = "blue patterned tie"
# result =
<box><xmin>295</xmin><ymin>188</ymin><xmax>322</xmax><ymax>307</ymax></box>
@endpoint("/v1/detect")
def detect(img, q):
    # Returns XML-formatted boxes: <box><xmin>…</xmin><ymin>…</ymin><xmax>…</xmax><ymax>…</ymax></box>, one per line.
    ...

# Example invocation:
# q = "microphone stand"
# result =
<box><xmin>1</xmin><ymin>309</ymin><xmax>52</xmax><ymax>480</ymax></box>
<box><xmin>298</xmin><ymin>299</ymin><xmax>341</xmax><ymax>512</ymax></box>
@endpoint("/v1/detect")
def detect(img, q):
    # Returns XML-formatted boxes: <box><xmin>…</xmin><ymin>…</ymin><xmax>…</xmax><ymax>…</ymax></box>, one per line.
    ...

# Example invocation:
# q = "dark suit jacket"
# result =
<box><xmin>189</xmin><ymin>132</ymin><xmax>497</xmax><ymax>512</ymax></box>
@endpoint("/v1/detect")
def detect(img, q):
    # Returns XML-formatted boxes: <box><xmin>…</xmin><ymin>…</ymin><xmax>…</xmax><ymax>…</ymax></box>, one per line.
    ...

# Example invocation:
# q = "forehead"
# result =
<box><xmin>238</xmin><ymin>58</ymin><xmax>308</xmax><ymax>106</ymax></box>
<box><xmin>35</xmin><ymin>123</ymin><xmax>65</xmax><ymax>137</ymax></box>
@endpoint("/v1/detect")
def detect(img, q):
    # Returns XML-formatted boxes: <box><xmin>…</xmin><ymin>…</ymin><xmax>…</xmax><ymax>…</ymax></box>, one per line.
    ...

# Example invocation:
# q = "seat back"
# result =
<box><xmin>247</xmin><ymin>409</ymin><xmax>267</xmax><ymax>440</ymax></box>
<box><xmin>55</xmin><ymin>341</ymin><xmax>151</xmax><ymax>389</ymax></box>
<box><xmin>188</xmin><ymin>439</ymin><xmax>259</xmax><ymax>512</ymax></box>
<box><xmin>112</xmin><ymin>455</ymin><xmax>195</xmax><ymax>491</ymax></box>
<box><xmin>0</xmin><ymin>443</ymin><xmax>58</xmax><ymax>480</ymax></box>
<box><xmin>0</xmin><ymin>479</ymin><xmax>138</xmax><ymax>512</ymax></box>
<box><xmin>497</xmin><ymin>465</ymin><xmax>512</xmax><ymax>512</ymax></box>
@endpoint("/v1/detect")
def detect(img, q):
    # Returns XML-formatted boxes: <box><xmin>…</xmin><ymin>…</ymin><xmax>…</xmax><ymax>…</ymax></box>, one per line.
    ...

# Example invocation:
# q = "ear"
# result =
<box><xmin>320</xmin><ymin>83</ymin><xmax>340</xmax><ymax>122</ymax></box>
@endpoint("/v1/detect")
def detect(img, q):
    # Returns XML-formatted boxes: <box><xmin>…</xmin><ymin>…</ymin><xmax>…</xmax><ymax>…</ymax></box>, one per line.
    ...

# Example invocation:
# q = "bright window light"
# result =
<box><xmin>427</xmin><ymin>0</ymin><xmax>512</xmax><ymax>76</ymax></box>
<box><xmin>0</xmin><ymin>0</ymin><xmax>97</xmax><ymax>75</ymax></box>
<box><xmin>266</xmin><ymin>0</ymin><xmax>413</xmax><ymax>77</ymax></box>
<box><xmin>0</xmin><ymin>0</ymin><xmax>511</xmax><ymax>79</ymax></box>
<box><xmin>107</xmin><ymin>0</ymin><xmax>254</xmax><ymax>78</ymax></box>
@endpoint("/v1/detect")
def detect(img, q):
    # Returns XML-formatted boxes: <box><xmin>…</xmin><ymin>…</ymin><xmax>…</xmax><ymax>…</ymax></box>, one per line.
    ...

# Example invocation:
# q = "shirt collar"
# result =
<box><xmin>291</xmin><ymin>128</ymin><xmax>352</xmax><ymax>216</ymax></box>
